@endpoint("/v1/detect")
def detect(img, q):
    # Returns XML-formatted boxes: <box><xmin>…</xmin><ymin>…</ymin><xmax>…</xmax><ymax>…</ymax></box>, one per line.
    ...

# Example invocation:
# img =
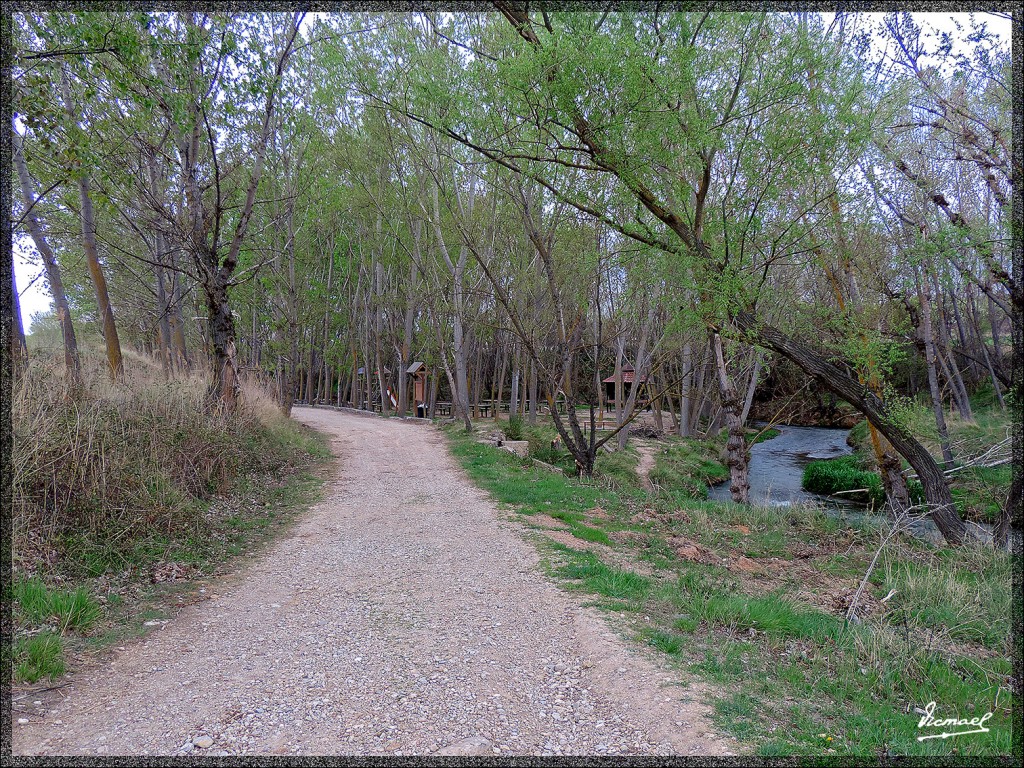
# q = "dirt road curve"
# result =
<box><xmin>12</xmin><ymin>407</ymin><xmax>734</xmax><ymax>757</ymax></box>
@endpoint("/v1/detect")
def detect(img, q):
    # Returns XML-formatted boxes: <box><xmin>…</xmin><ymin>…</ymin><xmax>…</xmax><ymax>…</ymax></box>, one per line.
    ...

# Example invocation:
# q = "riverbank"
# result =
<box><xmin>444</xmin><ymin>422</ymin><xmax>1015</xmax><ymax>757</ymax></box>
<box><xmin>835</xmin><ymin>401</ymin><xmax>1012</xmax><ymax>526</ymax></box>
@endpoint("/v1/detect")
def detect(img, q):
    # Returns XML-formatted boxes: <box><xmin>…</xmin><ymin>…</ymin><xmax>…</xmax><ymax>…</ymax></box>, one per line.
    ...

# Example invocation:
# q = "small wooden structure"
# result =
<box><xmin>407</xmin><ymin>361</ymin><xmax>428</xmax><ymax>416</ymax></box>
<box><xmin>602</xmin><ymin>364</ymin><xmax>648</xmax><ymax>405</ymax></box>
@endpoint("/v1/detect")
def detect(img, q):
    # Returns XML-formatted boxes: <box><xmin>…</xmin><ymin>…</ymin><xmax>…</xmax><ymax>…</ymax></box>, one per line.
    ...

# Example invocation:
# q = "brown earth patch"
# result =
<box><xmin>528</xmin><ymin>513</ymin><xmax>572</xmax><ymax>531</ymax></box>
<box><xmin>726</xmin><ymin>555</ymin><xmax>764</xmax><ymax>574</ymax></box>
<box><xmin>668</xmin><ymin>536</ymin><xmax>722</xmax><ymax>566</ymax></box>
<box><xmin>541</xmin><ymin>528</ymin><xmax>611</xmax><ymax>553</ymax></box>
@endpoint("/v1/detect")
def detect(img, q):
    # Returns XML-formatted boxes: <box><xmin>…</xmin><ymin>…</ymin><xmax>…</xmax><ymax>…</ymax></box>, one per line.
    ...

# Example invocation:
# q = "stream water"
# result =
<box><xmin>707</xmin><ymin>424</ymin><xmax>860</xmax><ymax>509</ymax></box>
<box><xmin>706</xmin><ymin>424</ymin><xmax>1010</xmax><ymax>546</ymax></box>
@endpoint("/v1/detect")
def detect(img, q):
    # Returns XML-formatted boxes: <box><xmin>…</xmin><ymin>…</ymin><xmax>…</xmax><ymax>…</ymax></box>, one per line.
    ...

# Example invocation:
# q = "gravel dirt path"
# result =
<box><xmin>12</xmin><ymin>407</ymin><xmax>735</xmax><ymax>757</ymax></box>
<box><xmin>634</xmin><ymin>440</ymin><xmax>659</xmax><ymax>493</ymax></box>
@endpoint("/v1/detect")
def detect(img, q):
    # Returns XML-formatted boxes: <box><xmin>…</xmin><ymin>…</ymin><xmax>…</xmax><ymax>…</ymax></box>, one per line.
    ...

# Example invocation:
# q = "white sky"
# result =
<box><xmin>12</xmin><ymin>11</ymin><xmax>1012</xmax><ymax>332</ymax></box>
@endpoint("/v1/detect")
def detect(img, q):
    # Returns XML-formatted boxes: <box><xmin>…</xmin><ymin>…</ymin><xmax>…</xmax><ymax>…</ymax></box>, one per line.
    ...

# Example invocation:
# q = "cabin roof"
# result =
<box><xmin>602</xmin><ymin>368</ymin><xmax>646</xmax><ymax>384</ymax></box>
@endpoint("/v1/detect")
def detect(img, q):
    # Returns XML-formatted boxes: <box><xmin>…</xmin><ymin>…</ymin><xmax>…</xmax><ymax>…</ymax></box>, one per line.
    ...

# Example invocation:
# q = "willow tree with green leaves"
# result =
<box><xmin>377</xmin><ymin>7</ymin><xmax>973</xmax><ymax>543</ymax></box>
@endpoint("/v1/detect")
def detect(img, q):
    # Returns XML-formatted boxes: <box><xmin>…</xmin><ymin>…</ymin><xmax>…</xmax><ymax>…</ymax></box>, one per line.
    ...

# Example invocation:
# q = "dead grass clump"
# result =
<box><xmin>12</xmin><ymin>353</ymin><xmax>312</xmax><ymax>572</ymax></box>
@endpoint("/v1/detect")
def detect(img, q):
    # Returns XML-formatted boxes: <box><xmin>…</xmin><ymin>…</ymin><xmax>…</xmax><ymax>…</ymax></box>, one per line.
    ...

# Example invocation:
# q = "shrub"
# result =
<box><xmin>802</xmin><ymin>455</ymin><xmax>885</xmax><ymax>506</ymax></box>
<box><xmin>12</xmin><ymin>353</ymin><xmax>319</xmax><ymax>575</ymax></box>
<box><xmin>505</xmin><ymin>414</ymin><xmax>524</xmax><ymax>441</ymax></box>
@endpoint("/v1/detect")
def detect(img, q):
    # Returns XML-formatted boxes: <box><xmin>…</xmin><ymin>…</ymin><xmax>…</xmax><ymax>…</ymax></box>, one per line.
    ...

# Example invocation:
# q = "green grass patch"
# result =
<box><xmin>568</xmin><ymin>523</ymin><xmax>614</xmax><ymax>546</ymax></box>
<box><xmin>446</xmin><ymin>415</ymin><xmax>1014</xmax><ymax>757</ymax></box>
<box><xmin>14</xmin><ymin>632</ymin><xmax>66</xmax><ymax>683</ymax></box>
<box><xmin>749</xmin><ymin>427</ymin><xmax>781</xmax><ymax>444</ymax></box>
<box><xmin>645</xmin><ymin>629</ymin><xmax>686</xmax><ymax>655</ymax></box>
<box><xmin>649</xmin><ymin>438</ymin><xmax>729</xmax><ymax>498</ymax></box>
<box><xmin>594</xmin><ymin>446</ymin><xmax>642</xmax><ymax>490</ymax></box>
<box><xmin>447</xmin><ymin>427</ymin><xmax>612</xmax><ymax>519</ymax></box>
<box><xmin>950</xmin><ymin>463</ymin><xmax>1011</xmax><ymax>524</ymax></box>
<box><xmin>803</xmin><ymin>455</ymin><xmax>886</xmax><ymax>506</ymax></box>
<box><xmin>555</xmin><ymin>549</ymin><xmax>652</xmax><ymax>602</ymax></box>
<box><xmin>883</xmin><ymin>545</ymin><xmax>1013</xmax><ymax>651</ymax></box>
<box><xmin>13</xmin><ymin>577</ymin><xmax>101</xmax><ymax>631</ymax></box>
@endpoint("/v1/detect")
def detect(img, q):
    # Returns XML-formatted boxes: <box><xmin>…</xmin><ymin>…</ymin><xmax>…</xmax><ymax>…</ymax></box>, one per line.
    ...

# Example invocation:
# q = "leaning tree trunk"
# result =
<box><xmin>13</xmin><ymin>130</ymin><xmax>81</xmax><ymax>389</ymax></box>
<box><xmin>10</xmin><ymin>262</ymin><xmax>27</xmax><ymax>379</ymax></box>
<box><xmin>737</xmin><ymin>311</ymin><xmax>969</xmax><ymax>545</ymax></box>
<box><xmin>78</xmin><ymin>175</ymin><xmax>123</xmax><ymax>381</ymax></box>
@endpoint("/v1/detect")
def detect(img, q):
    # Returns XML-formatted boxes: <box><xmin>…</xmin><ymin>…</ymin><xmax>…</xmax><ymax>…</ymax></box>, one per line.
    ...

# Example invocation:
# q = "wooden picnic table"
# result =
<box><xmin>435</xmin><ymin>401</ymin><xmax>452</xmax><ymax>416</ymax></box>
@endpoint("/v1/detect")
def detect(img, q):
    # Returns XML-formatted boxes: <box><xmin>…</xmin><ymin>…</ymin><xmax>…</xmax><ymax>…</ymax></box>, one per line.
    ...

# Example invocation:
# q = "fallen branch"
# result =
<box><xmin>845</xmin><ymin>504</ymin><xmax>933</xmax><ymax>624</ymax></box>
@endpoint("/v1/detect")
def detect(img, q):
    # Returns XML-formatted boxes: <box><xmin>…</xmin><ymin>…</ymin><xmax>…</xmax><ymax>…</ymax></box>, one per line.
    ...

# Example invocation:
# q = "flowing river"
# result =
<box><xmin>707</xmin><ymin>424</ymin><xmax>859</xmax><ymax>508</ymax></box>
<box><xmin>708</xmin><ymin>424</ymin><xmax>1013</xmax><ymax>547</ymax></box>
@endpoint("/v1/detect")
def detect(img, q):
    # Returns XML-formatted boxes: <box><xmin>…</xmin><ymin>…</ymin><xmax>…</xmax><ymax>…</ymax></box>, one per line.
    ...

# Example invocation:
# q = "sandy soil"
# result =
<box><xmin>11</xmin><ymin>407</ymin><xmax>735</xmax><ymax>757</ymax></box>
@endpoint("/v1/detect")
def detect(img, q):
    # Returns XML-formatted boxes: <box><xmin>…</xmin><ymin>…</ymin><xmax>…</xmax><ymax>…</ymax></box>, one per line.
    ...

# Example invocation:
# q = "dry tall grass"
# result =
<box><xmin>12</xmin><ymin>351</ymin><xmax>310</xmax><ymax>572</ymax></box>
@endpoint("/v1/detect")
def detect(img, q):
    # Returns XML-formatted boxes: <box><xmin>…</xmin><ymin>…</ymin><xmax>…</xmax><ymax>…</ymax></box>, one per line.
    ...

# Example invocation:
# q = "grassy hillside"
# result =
<box><xmin>8</xmin><ymin>352</ymin><xmax>330</xmax><ymax>684</ymax></box>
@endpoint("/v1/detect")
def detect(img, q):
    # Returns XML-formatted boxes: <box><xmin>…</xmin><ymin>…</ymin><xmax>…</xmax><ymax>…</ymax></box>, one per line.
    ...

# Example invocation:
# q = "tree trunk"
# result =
<box><xmin>988</xmin><ymin>291</ymin><xmax>1003</xmax><ymax>361</ymax></box>
<box><xmin>10</xmin><ymin>255</ymin><xmax>28</xmax><ymax>379</ymax></box>
<box><xmin>167</xmin><ymin>252</ymin><xmax>191</xmax><ymax>371</ymax></box>
<box><xmin>78</xmin><ymin>173</ymin><xmax>123</xmax><ymax>381</ymax></box>
<box><xmin>452</xmin><ymin>302</ymin><xmax>472</xmax><ymax>431</ymax></box>
<box><xmin>993</xmin><ymin>470</ymin><xmax>1019</xmax><ymax>550</ymax></box>
<box><xmin>281</xmin><ymin>196</ymin><xmax>299</xmax><ymax>416</ymax></box>
<box><xmin>929</xmin><ymin>277</ymin><xmax>974</xmax><ymax>423</ymax></box>
<box><xmin>613</xmin><ymin>338</ymin><xmax>625</xmax><ymax>429</ymax></box>
<box><xmin>739</xmin><ymin>348</ymin><xmax>763</xmax><ymax>426</ymax></box>
<box><xmin>146</xmin><ymin>150</ymin><xmax>190</xmax><ymax>372</ymax></box>
<box><xmin>397</xmin><ymin>264</ymin><xmax>418</xmax><ymax>417</ymax></box>
<box><xmin>651</xmin><ymin>370</ymin><xmax>664</xmax><ymax>432</ymax></box>
<box><xmin>712</xmin><ymin>330</ymin><xmax>750</xmax><ymax>504</ymax></box>
<box><xmin>12</xmin><ymin>129</ymin><xmax>81</xmax><ymax>389</ymax></box>
<box><xmin>967</xmin><ymin>285</ymin><xmax>1006</xmax><ymax>409</ymax></box>
<box><xmin>510</xmin><ymin>351</ymin><xmax>521</xmax><ymax>418</ymax></box>
<box><xmin>60</xmin><ymin>68</ymin><xmax>122</xmax><ymax>380</ymax></box>
<box><xmin>153</xmin><ymin>239</ymin><xmax>173</xmax><ymax>377</ymax></box>
<box><xmin>472</xmin><ymin>337</ymin><xmax>484</xmax><ymax>418</ymax></box>
<box><xmin>679</xmin><ymin>342</ymin><xmax>693</xmax><ymax>437</ymax></box>
<box><xmin>206</xmin><ymin>268</ymin><xmax>240</xmax><ymax>411</ymax></box>
<box><xmin>917</xmin><ymin>271</ymin><xmax>955</xmax><ymax>467</ymax></box>
<box><xmin>617</xmin><ymin>302</ymin><xmax>658</xmax><ymax>450</ymax></box>
<box><xmin>528</xmin><ymin>360</ymin><xmax>538</xmax><ymax>425</ymax></box>
<box><xmin>495</xmin><ymin>333</ymin><xmax>509</xmax><ymax>421</ymax></box>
